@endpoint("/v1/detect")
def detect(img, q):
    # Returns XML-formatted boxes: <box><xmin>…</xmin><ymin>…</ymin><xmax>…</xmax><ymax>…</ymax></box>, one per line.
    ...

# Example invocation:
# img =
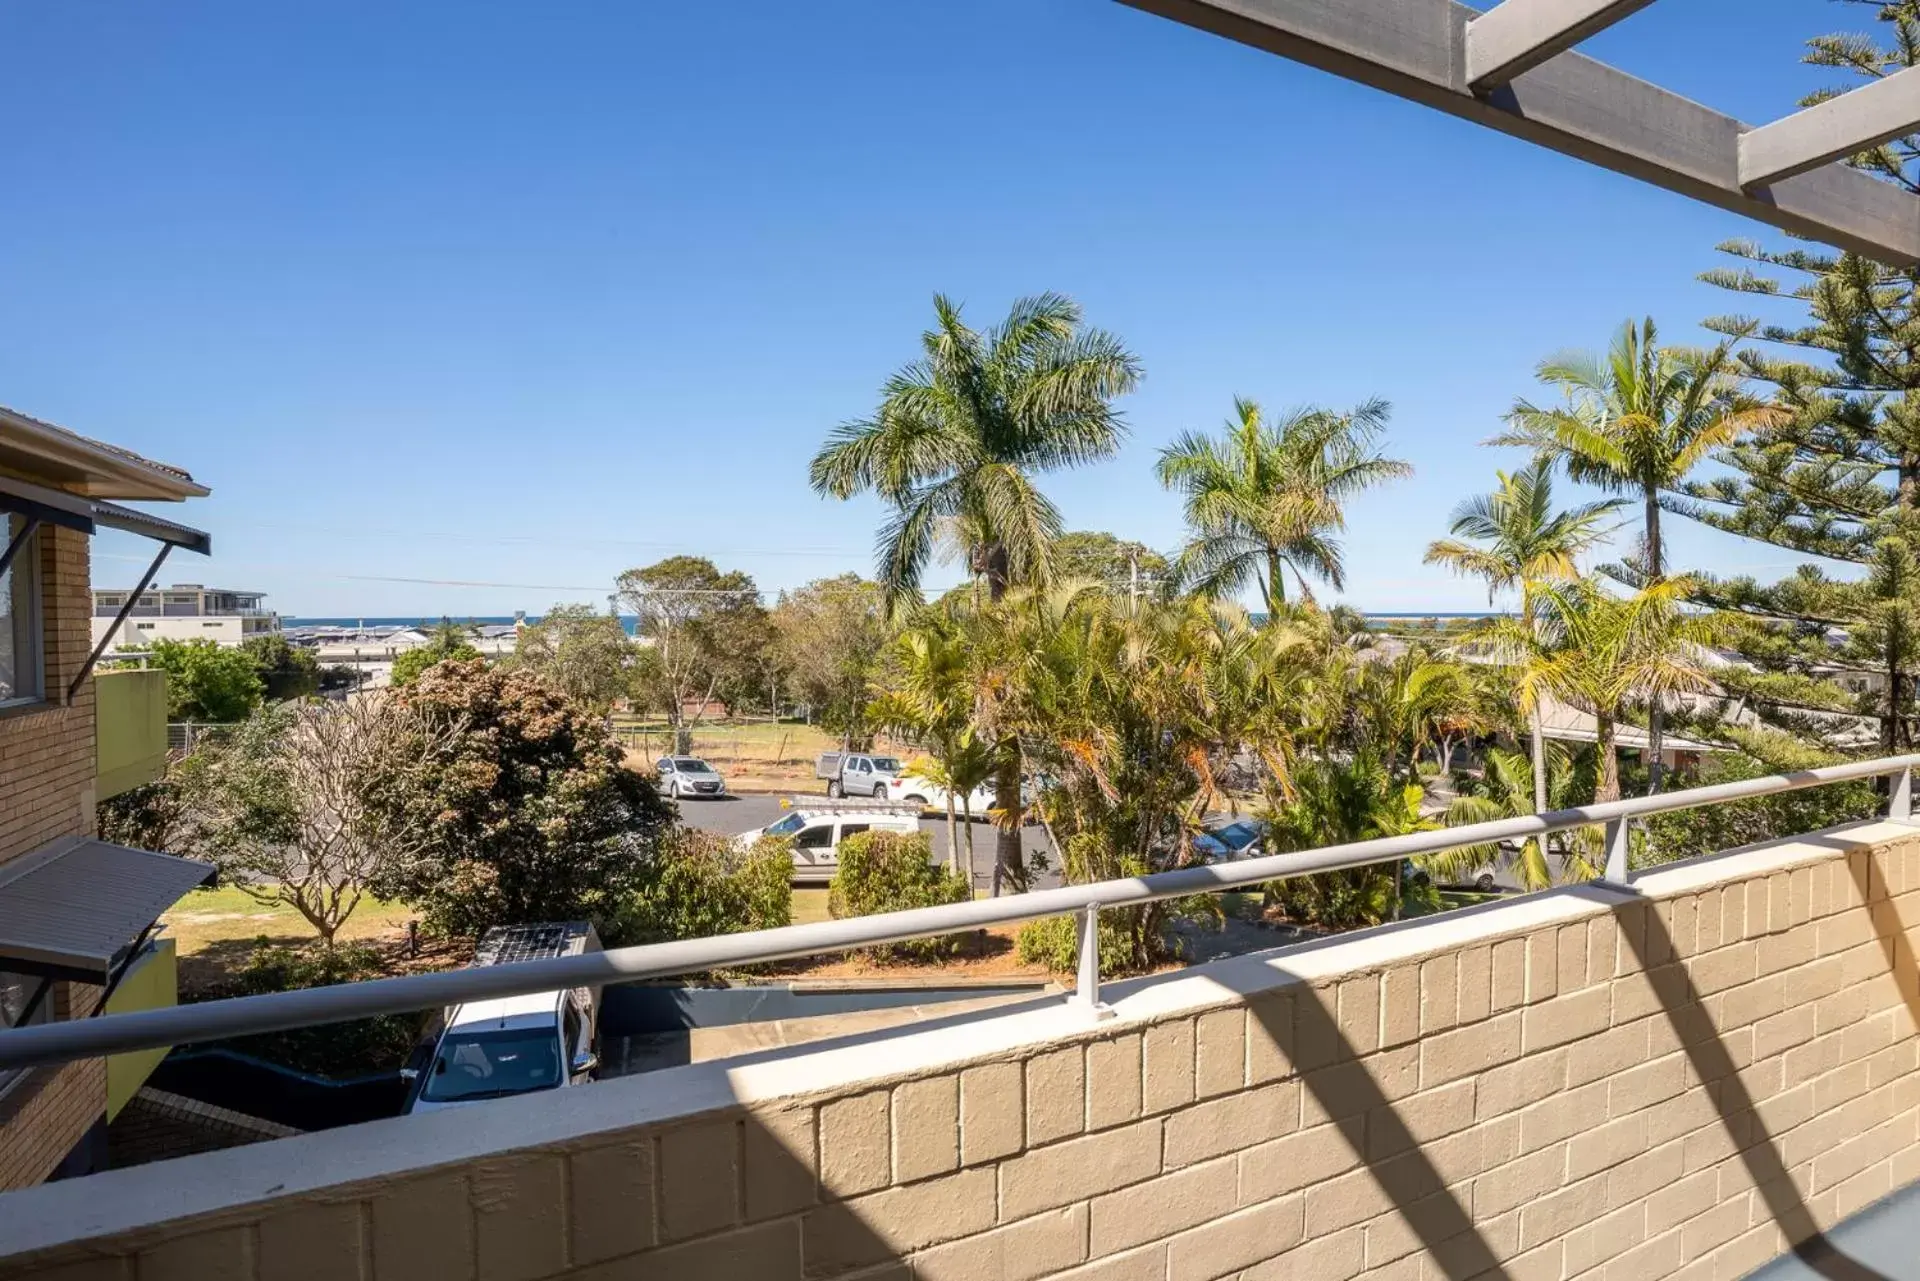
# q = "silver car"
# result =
<box><xmin>656</xmin><ymin>755</ymin><xmax>727</xmax><ymax>800</ymax></box>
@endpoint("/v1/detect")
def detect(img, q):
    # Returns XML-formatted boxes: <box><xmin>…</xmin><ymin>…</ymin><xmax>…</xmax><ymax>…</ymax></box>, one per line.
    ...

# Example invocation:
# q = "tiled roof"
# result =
<box><xmin>0</xmin><ymin>404</ymin><xmax>198</xmax><ymax>484</ymax></box>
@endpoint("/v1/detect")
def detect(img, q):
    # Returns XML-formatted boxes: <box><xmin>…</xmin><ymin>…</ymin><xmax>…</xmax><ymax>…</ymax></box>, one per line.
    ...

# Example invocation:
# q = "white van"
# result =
<box><xmin>741</xmin><ymin>808</ymin><xmax>921</xmax><ymax>884</ymax></box>
<box><xmin>404</xmin><ymin>922</ymin><xmax>602</xmax><ymax>1115</ymax></box>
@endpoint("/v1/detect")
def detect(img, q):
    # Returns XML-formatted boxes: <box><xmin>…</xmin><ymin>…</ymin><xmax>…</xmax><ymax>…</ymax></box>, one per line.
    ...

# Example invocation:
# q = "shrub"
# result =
<box><xmin>187</xmin><ymin>939</ymin><xmax>421</xmax><ymax>1078</ymax></box>
<box><xmin>1639</xmin><ymin>754</ymin><xmax>1880</xmax><ymax>868</ymax></box>
<box><xmin>611</xmin><ymin>829</ymin><xmax>793</xmax><ymax>944</ymax></box>
<box><xmin>1014</xmin><ymin>911</ymin><xmax>1140</xmax><ymax>979</ymax></box>
<box><xmin>1264</xmin><ymin>863</ymin><xmax>1440</xmax><ymax>932</ymax></box>
<box><xmin>827</xmin><ymin>830</ymin><xmax>970</xmax><ymax>961</ymax></box>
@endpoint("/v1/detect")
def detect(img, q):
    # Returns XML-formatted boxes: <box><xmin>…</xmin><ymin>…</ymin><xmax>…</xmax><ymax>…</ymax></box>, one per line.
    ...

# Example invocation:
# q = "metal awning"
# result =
<box><xmin>0</xmin><ymin>473</ymin><xmax>211</xmax><ymax>554</ymax></box>
<box><xmin>0</xmin><ymin>836</ymin><xmax>214</xmax><ymax>983</ymax></box>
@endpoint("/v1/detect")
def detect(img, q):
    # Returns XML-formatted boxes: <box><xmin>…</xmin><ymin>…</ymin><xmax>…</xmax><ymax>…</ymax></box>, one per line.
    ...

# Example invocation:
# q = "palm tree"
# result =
<box><xmin>1479</xmin><ymin>577</ymin><xmax>1725</xmax><ymax>805</ymax></box>
<box><xmin>810</xmin><ymin>292</ymin><xmax>1141</xmax><ymax>612</ymax></box>
<box><xmin>1432</xmin><ymin>743</ymin><xmax>1599</xmax><ymax>890</ymax></box>
<box><xmin>865</xmin><ymin>612</ymin><xmax>988</xmax><ymax>879</ymax></box>
<box><xmin>1425</xmin><ymin>460</ymin><xmax>1621</xmax><ymax>867</ymax></box>
<box><xmin>1497</xmin><ymin>318</ymin><xmax>1779</xmax><ymax>787</ymax></box>
<box><xmin>1157</xmin><ymin>397</ymin><xmax>1410</xmax><ymax>613</ymax></box>
<box><xmin>813</xmin><ymin>292</ymin><xmax>1139</xmax><ymax>890</ymax></box>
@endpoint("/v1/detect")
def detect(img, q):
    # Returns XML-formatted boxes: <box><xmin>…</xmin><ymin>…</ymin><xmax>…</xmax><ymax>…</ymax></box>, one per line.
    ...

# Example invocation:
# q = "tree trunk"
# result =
<box><xmin>1529</xmin><ymin>711</ymin><xmax>1551</xmax><ymax>881</ymax></box>
<box><xmin>945</xmin><ymin>796</ymin><xmax>960</xmax><ymax>875</ymax></box>
<box><xmin>1595</xmin><ymin>710</ymin><xmax>1621</xmax><ymax>804</ymax></box>
<box><xmin>1644</xmin><ymin>488</ymin><xmax>1665</xmax><ymax>794</ymax></box>
<box><xmin>1264</xmin><ymin>550</ymin><xmax>1285</xmax><ymax>616</ymax></box>
<box><xmin>991</xmin><ymin>739</ymin><xmax>1025</xmax><ymax>896</ymax></box>
<box><xmin>960</xmin><ymin>794</ymin><xmax>977</xmax><ymax>889</ymax></box>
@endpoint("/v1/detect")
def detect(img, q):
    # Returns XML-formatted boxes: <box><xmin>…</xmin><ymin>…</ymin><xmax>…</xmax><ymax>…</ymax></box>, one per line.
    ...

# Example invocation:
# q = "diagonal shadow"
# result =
<box><xmin>1845</xmin><ymin>847</ymin><xmax>1920</xmax><ymax>1072</ymax></box>
<box><xmin>1620</xmin><ymin>894</ymin><xmax>1893</xmax><ymax>1281</ymax></box>
<box><xmin>1250</xmin><ymin>982</ymin><xmax>1510</xmax><ymax>1280</ymax></box>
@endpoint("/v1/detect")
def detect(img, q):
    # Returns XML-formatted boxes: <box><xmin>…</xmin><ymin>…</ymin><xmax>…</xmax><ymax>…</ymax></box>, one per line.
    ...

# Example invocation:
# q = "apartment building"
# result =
<box><xmin>90</xmin><ymin>583</ymin><xmax>280</xmax><ymax>653</ymax></box>
<box><xmin>0</xmin><ymin>406</ymin><xmax>215</xmax><ymax>1188</ymax></box>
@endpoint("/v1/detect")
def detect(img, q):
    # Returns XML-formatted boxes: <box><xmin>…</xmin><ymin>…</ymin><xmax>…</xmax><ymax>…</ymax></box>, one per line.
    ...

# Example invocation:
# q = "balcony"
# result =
<box><xmin>94</xmin><ymin>668</ymin><xmax>168</xmax><ymax>800</ymax></box>
<box><xmin>2</xmin><ymin>766</ymin><xmax>1919</xmax><ymax>1279</ymax></box>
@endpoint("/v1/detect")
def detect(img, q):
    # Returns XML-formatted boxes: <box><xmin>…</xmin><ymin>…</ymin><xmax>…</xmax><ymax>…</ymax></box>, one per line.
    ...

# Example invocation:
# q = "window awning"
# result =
<box><xmin>0</xmin><ymin>473</ymin><xmax>211</xmax><ymax>555</ymax></box>
<box><xmin>0</xmin><ymin>836</ymin><xmax>214</xmax><ymax>983</ymax></box>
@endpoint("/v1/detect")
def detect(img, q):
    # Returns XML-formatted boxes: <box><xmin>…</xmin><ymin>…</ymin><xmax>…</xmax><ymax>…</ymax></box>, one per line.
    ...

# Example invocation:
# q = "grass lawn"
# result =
<box><xmin>163</xmin><ymin>885</ymin><xmax>416</xmax><ymax>957</ymax></box>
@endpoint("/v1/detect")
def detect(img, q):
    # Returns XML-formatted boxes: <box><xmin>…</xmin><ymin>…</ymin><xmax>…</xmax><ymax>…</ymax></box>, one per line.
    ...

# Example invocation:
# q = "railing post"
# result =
<box><xmin>1890</xmin><ymin>767</ymin><xmax>1913</xmax><ymax>822</ymax></box>
<box><xmin>1601</xmin><ymin>817</ymin><xmax>1631</xmax><ymax>886</ymax></box>
<box><xmin>1074</xmin><ymin>903</ymin><xmax>1114</xmax><ymax>1020</ymax></box>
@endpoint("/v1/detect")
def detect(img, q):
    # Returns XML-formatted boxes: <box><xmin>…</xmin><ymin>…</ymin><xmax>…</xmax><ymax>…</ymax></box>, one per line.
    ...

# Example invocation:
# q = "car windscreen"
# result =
<box><xmin>673</xmin><ymin>757</ymin><xmax>710</xmax><ymax>771</ymax></box>
<box><xmin>764</xmin><ymin>813</ymin><xmax>805</xmax><ymax>837</ymax></box>
<box><xmin>867</xmin><ymin>757</ymin><xmax>901</xmax><ymax>772</ymax></box>
<box><xmin>1216</xmin><ymin>821</ymin><xmax>1263</xmax><ymax>849</ymax></box>
<box><xmin>421</xmin><ymin>1027</ymin><xmax>562</xmax><ymax>1102</ymax></box>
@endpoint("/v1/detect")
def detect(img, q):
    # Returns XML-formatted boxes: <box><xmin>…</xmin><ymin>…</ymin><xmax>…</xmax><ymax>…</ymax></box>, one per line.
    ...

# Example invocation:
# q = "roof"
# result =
<box><xmin>1535</xmin><ymin>696</ymin><xmax>1724</xmax><ymax>755</ymax></box>
<box><xmin>0</xmin><ymin>405</ymin><xmax>207</xmax><ymax>502</ymax></box>
<box><xmin>0</xmin><ymin>836</ymin><xmax>214</xmax><ymax>981</ymax></box>
<box><xmin>447</xmin><ymin>992</ymin><xmax>564</xmax><ymax>1030</ymax></box>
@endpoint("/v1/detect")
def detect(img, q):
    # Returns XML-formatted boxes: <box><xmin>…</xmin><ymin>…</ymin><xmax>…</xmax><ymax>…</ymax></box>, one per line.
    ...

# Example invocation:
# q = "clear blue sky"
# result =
<box><xmin>0</xmin><ymin>1</ymin><xmax>1864</xmax><ymax>617</ymax></box>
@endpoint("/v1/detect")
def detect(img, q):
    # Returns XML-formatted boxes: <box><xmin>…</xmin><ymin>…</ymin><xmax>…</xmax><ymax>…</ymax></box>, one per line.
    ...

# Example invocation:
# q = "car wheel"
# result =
<box><xmin>1475</xmin><ymin>872</ymin><xmax>1497</xmax><ymax>893</ymax></box>
<box><xmin>905</xmin><ymin>794</ymin><xmax>928</xmax><ymax>807</ymax></box>
<box><xmin>873</xmin><ymin>784</ymin><xmax>888</xmax><ymax>799</ymax></box>
<box><xmin>826</xmin><ymin>780</ymin><xmax>841</xmax><ymax>798</ymax></box>
<box><xmin>667</xmin><ymin>779</ymin><xmax>680</xmax><ymax>799</ymax></box>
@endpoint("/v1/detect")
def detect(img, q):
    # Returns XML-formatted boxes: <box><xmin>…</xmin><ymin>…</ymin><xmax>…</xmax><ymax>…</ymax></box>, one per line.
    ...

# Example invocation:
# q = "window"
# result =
<box><xmin>0</xmin><ymin>517</ymin><xmax>42</xmax><ymax>707</ymax></box>
<box><xmin>562</xmin><ymin>1003</ymin><xmax>584</xmax><ymax>1064</ymax></box>
<box><xmin>0</xmin><ymin>971</ymin><xmax>50</xmax><ymax>1097</ymax></box>
<box><xmin>764</xmin><ymin>813</ymin><xmax>805</xmax><ymax>837</ymax></box>
<box><xmin>420</xmin><ymin>1027</ymin><xmax>561</xmax><ymax>1103</ymax></box>
<box><xmin>793</xmin><ymin>824</ymin><xmax>831</xmax><ymax>850</ymax></box>
<box><xmin>838</xmin><ymin>822</ymin><xmax>870</xmax><ymax>842</ymax></box>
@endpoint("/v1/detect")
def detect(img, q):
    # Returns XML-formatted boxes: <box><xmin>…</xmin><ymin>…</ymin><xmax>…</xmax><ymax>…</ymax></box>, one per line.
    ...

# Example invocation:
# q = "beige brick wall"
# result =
<box><xmin>0</xmin><ymin>523</ymin><xmax>103</xmax><ymax>1190</ymax></box>
<box><xmin>3</xmin><ymin>826</ymin><xmax>1919</xmax><ymax>1279</ymax></box>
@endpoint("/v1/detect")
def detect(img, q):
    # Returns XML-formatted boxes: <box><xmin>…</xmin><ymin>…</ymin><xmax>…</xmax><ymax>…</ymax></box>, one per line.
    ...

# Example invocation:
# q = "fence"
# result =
<box><xmin>3</xmin><ymin>753</ymin><xmax>1918</xmax><ymax>1073</ymax></box>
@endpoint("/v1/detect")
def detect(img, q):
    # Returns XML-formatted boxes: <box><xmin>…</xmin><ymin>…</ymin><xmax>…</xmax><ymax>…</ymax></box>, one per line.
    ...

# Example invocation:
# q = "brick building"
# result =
<box><xmin>0</xmin><ymin>407</ymin><xmax>213</xmax><ymax>1188</ymax></box>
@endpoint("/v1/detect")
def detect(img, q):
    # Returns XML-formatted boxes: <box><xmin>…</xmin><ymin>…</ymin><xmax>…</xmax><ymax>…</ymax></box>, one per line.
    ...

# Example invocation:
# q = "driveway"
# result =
<box><xmin>672</xmin><ymin>791</ymin><xmax>1062</xmax><ymax>893</ymax></box>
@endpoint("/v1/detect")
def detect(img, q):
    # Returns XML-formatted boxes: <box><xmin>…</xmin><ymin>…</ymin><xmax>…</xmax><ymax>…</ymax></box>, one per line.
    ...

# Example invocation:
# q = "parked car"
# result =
<box><xmin>815</xmin><ymin>751</ymin><xmax>905</xmax><ymax>798</ymax></box>
<box><xmin>656</xmin><ymin>755</ymin><xmax>727</xmax><ymax>799</ymax></box>
<box><xmin>403</xmin><ymin>922</ymin><xmax>601</xmax><ymax>1115</ymax></box>
<box><xmin>1192</xmin><ymin>818</ymin><xmax>1268</xmax><ymax>863</ymax></box>
<box><xmin>741</xmin><ymin>807</ymin><xmax>921</xmax><ymax>883</ymax></box>
<box><xmin>884</xmin><ymin>770</ymin><xmax>995</xmax><ymax>815</ymax></box>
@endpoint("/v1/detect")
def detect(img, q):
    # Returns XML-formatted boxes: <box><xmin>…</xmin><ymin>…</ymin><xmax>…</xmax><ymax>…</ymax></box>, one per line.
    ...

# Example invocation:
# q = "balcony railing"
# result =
<box><xmin>4</xmin><ymin>753</ymin><xmax>1917</xmax><ymax>1074</ymax></box>
<box><xmin>93</xmin><ymin>668</ymin><xmax>168</xmax><ymax>801</ymax></box>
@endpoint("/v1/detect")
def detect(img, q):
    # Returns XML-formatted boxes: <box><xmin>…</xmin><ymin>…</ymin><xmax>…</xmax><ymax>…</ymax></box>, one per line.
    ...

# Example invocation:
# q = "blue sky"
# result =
<box><xmin>0</xmin><ymin>1</ymin><xmax>1868</xmax><ymax>617</ymax></box>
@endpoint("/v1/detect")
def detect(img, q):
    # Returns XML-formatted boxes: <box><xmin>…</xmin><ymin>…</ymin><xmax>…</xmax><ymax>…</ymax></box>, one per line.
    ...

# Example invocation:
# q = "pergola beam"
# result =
<box><xmin>1118</xmin><ymin>0</ymin><xmax>1920</xmax><ymax>265</ymax></box>
<box><xmin>1464</xmin><ymin>0</ymin><xmax>1657</xmax><ymax>91</ymax></box>
<box><xmin>1739</xmin><ymin>63</ymin><xmax>1920</xmax><ymax>189</ymax></box>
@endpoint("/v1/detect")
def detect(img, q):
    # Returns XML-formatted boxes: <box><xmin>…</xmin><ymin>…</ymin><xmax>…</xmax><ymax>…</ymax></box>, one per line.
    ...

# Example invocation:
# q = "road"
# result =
<box><xmin>673</xmin><ymin>791</ymin><xmax>1061</xmax><ymax>893</ymax></box>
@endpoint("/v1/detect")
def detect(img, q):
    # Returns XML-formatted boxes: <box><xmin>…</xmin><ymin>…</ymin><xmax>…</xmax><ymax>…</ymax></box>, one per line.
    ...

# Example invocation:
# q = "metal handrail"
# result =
<box><xmin>2</xmin><ymin>754</ymin><xmax>1915</xmax><ymax>1072</ymax></box>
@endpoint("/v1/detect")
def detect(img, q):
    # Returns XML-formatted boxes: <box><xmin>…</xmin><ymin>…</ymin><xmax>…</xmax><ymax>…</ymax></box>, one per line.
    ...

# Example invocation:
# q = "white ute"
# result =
<box><xmin>740</xmin><ymin>805</ymin><xmax>921</xmax><ymax>884</ymax></box>
<box><xmin>404</xmin><ymin>922</ymin><xmax>602</xmax><ymax>1114</ymax></box>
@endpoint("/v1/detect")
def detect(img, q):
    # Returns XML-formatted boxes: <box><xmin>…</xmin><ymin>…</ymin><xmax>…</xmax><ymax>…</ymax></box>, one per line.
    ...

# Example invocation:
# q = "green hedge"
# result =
<box><xmin>612</xmin><ymin>829</ymin><xmax>793</xmax><ymax>944</ymax></box>
<box><xmin>188</xmin><ymin>940</ymin><xmax>421</xmax><ymax>1078</ymax></box>
<box><xmin>828</xmin><ymin>830</ymin><xmax>971</xmax><ymax>961</ymax></box>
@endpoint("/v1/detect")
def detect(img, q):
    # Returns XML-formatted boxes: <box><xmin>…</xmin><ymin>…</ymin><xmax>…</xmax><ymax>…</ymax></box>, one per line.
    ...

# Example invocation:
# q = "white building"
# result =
<box><xmin>91</xmin><ymin>583</ymin><xmax>280</xmax><ymax>653</ymax></box>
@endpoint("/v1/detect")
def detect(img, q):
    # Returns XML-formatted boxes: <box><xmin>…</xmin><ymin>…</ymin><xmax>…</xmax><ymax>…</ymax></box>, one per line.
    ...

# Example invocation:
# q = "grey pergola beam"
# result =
<box><xmin>1464</xmin><ymin>0</ymin><xmax>1657</xmax><ymax>91</ymax></box>
<box><xmin>1118</xmin><ymin>0</ymin><xmax>1920</xmax><ymax>265</ymax></box>
<box><xmin>1739</xmin><ymin>64</ymin><xmax>1920</xmax><ymax>189</ymax></box>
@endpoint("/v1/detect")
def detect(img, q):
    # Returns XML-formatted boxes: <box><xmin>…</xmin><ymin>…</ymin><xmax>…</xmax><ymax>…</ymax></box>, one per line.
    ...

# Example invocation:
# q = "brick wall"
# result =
<box><xmin>0</xmin><ymin>522</ymin><xmax>103</xmax><ymax>1190</ymax></box>
<box><xmin>1</xmin><ymin>823</ymin><xmax>1917</xmax><ymax>1280</ymax></box>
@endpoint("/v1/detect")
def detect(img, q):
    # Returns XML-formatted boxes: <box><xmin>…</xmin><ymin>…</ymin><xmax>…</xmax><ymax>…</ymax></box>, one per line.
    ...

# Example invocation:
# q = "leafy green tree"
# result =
<box><xmin>1052</xmin><ymin>531</ymin><xmax>1171</xmax><ymax>598</ymax></box>
<box><xmin>772</xmin><ymin>575</ymin><xmax>889</xmax><ymax>742</ymax></box>
<box><xmin>143</xmin><ymin>638</ymin><xmax>263</xmax><ymax>722</ymax></box>
<box><xmin>1425</xmin><ymin>460</ymin><xmax>1620</xmax><ymax>858</ymax></box>
<box><xmin>614</xmin><ymin>556</ymin><xmax>763</xmax><ymax>741</ymax></box>
<box><xmin>1157</xmin><ymin>397</ymin><xmax>1410</xmax><ymax>611</ymax></box>
<box><xmin>389</xmin><ymin>620</ymin><xmax>482</xmax><ymax>688</ymax></box>
<box><xmin>239</xmin><ymin>633</ymin><xmax>320</xmax><ymax>701</ymax></box>
<box><xmin>1262</xmin><ymin>753</ymin><xmax>1440</xmax><ymax>929</ymax></box>
<box><xmin>810</xmin><ymin>291</ymin><xmax>1141</xmax><ymax>611</ymax></box>
<box><xmin>1434</xmin><ymin>743</ymin><xmax>1598</xmax><ymax>890</ymax></box>
<box><xmin>812</xmin><ymin>292</ymin><xmax>1140</xmax><ymax>886</ymax></box>
<box><xmin>1499</xmin><ymin>318</ymin><xmax>1780</xmax><ymax>785</ymax></box>
<box><xmin>509</xmin><ymin>604</ymin><xmax>636</xmax><ymax>714</ymax></box>
<box><xmin>866</xmin><ymin>609</ymin><xmax>993</xmax><ymax>876</ymax></box>
<box><xmin>373</xmin><ymin>659</ymin><xmax>675</xmax><ymax>936</ymax></box>
<box><xmin>1669</xmin><ymin>4</ymin><xmax>1920</xmax><ymax>755</ymax></box>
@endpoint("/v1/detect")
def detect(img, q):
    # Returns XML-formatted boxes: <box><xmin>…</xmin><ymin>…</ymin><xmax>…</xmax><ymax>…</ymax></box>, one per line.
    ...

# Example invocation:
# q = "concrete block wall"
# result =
<box><xmin>1</xmin><ymin>822</ymin><xmax>1918</xmax><ymax>1280</ymax></box>
<box><xmin>0</xmin><ymin>522</ymin><xmax>103</xmax><ymax>1191</ymax></box>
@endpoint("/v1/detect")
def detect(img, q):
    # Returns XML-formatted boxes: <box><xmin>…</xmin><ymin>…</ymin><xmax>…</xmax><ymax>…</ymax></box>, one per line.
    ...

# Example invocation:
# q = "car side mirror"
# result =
<box><xmin>571</xmin><ymin>1050</ymin><xmax>600</xmax><ymax>1076</ymax></box>
<box><xmin>398</xmin><ymin>1067</ymin><xmax>420</xmax><ymax>1081</ymax></box>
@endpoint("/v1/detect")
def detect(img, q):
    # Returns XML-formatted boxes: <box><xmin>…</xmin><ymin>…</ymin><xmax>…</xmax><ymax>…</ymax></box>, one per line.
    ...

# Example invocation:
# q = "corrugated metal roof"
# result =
<box><xmin>0</xmin><ymin>837</ymin><xmax>213</xmax><ymax>981</ymax></box>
